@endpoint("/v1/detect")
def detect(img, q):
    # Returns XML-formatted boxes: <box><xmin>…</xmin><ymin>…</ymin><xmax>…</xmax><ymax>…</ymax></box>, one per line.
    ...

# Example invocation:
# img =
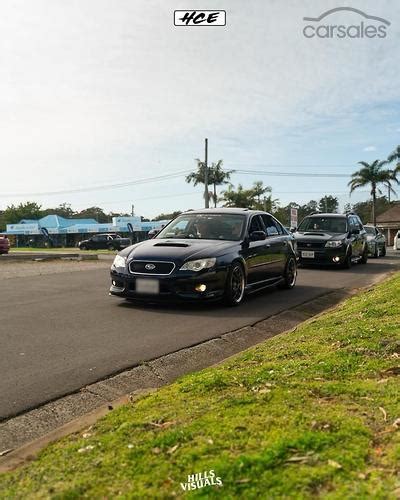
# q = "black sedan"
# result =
<box><xmin>109</xmin><ymin>208</ymin><xmax>297</xmax><ymax>306</ymax></box>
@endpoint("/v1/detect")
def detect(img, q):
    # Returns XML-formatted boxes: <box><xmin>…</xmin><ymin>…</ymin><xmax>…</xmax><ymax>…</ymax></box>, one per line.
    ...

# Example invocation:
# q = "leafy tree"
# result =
<box><xmin>186</xmin><ymin>159</ymin><xmax>234</xmax><ymax>207</ymax></box>
<box><xmin>41</xmin><ymin>203</ymin><xmax>75</xmax><ymax>218</ymax></box>
<box><xmin>349</xmin><ymin>160</ymin><xmax>397</xmax><ymax>226</ymax></box>
<box><xmin>220</xmin><ymin>184</ymin><xmax>255</xmax><ymax>208</ymax></box>
<box><xmin>318</xmin><ymin>195</ymin><xmax>339</xmax><ymax>213</ymax></box>
<box><xmin>75</xmin><ymin>206</ymin><xmax>108</xmax><ymax>223</ymax></box>
<box><xmin>2</xmin><ymin>202</ymin><xmax>42</xmax><ymax>225</ymax></box>
<box><xmin>351</xmin><ymin>196</ymin><xmax>394</xmax><ymax>224</ymax></box>
<box><xmin>152</xmin><ymin>211</ymin><xmax>182</xmax><ymax>221</ymax></box>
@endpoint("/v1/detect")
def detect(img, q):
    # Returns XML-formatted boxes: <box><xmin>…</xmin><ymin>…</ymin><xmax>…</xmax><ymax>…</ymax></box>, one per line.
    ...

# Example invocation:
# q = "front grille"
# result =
<box><xmin>128</xmin><ymin>260</ymin><xmax>175</xmax><ymax>275</ymax></box>
<box><xmin>297</xmin><ymin>241</ymin><xmax>326</xmax><ymax>249</ymax></box>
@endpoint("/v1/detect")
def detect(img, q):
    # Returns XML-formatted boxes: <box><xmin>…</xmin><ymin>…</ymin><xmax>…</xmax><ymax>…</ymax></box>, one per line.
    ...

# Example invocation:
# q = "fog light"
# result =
<box><xmin>333</xmin><ymin>256</ymin><xmax>340</xmax><ymax>263</ymax></box>
<box><xmin>195</xmin><ymin>284</ymin><xmax>207</xmax><ymax>292</ymax></box>
<box><xmin>112</xmin><ymin>280</ymin><xmax>117</xmax><ymax>286</ymax></box>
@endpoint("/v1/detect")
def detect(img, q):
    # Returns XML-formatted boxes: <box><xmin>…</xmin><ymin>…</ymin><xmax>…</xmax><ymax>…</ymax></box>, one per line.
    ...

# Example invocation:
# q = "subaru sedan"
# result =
<box><xmin>109</xmin><ymin>208</ymin><xmax>297</xmax><ymax>306</ymax></box>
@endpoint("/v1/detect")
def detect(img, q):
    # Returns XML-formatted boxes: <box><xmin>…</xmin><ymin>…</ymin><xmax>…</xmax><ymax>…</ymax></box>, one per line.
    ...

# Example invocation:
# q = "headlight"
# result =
<box><xmin>111</xmin><ymin>255</ymin><xmax>126</xmax><ymax>269</ymax></box>
<box><xmin>325</xmin><ymin>240</ymin><xmax>343</xmax><ymax>248</ymax></box>
<box><xmin>179</xmin><ymin>258</ymin><xmax>216</xmax><ymax>272</ymax></box>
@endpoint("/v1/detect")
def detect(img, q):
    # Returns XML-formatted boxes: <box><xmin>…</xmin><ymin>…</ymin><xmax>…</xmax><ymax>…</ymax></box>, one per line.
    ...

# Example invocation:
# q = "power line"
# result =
<box><xmin>235</xmin><ymin>169</ymin><xmax>350</xmax><ymax>178</ymax></box>
<box><xmin>0</xmin><ymin>170</ymin><xmax>192</xmax><ymax>197</ymax></box>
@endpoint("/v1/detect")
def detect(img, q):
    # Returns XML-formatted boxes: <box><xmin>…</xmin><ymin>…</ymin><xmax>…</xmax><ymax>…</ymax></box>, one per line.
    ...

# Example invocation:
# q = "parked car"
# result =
<box><xmin>78</xmin><ymin>234</ymin><xmax>131</xmax><ymax>251</ymax></box>
<box><xmin>364</xmin><ymin>225</ymin><xmax>386</xmax><ymax>257</ymax></box>
<box><xmin>0</xmin><ymin>235</ymin><xmax>10</xmax><ymax>254</ymax></box>
<box><xmin>293</xmin><ymin>212</ymin><xmax>368</xmax><ymax>268</ymax></box>
<box><xmin>394</xmin><ymin>230</ymin><xmax>400</xmax><ymax>251</ymax></box>
<box><xmin>110</xmin><ymin>208</ymin><xmax>297</xmax><ymax>306</ymax></box>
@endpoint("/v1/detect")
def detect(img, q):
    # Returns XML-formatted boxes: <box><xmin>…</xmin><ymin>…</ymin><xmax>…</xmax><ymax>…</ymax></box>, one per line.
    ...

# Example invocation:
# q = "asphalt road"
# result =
<box><xmin>1</xmin><ymin>252</ymin><xmax>399</xmax><ymax>421</ymax></box>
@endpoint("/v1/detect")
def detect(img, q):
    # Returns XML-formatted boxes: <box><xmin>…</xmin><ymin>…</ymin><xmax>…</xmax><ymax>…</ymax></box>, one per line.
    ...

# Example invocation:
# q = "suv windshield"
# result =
<box><xmin>156</xmin><ymin>214</ymin><xmax>245</xmax><ymax>241</ymax></box>
<box><xmin>298</xmin><ymin>216</ymin><xmax>347</xmax><ymax>233</ymax></box>
<box><xmin>364</xmin><ymin>227</ymin><xmax>375</xmax><ymax>235</ymax></box>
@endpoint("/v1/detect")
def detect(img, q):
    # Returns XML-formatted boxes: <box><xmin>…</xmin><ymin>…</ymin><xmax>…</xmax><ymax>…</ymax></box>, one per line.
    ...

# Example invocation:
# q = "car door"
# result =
<box><xmin>260</xmin><ymin>214</ymin><xmax>286</xmax><ymax>277</ymax></box>
<box><xmin>351</xmin><ymin>216</ymin><xmax>363</xmax><ymax>256</ymax></box>
<box><xmin>245</xmin><ymin>215</ymin><xmax>270</xmax><ymax>284</ymax></box>
<box><xmin>91</xmin><ymin>235</ymin><xmax>102</xmax><ymax>249</ymax></box>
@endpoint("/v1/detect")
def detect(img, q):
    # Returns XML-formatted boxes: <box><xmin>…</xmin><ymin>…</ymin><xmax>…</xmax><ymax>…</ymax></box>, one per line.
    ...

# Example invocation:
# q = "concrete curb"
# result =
<box><xmin>0</xmin><ymin>288</ymin><xmax>353</xmax><ymax>473</ymax></box>
<box><xmin>2</xmin><ymin>252</ymin><xmax>98</xmax><ymax>261</ymax></box>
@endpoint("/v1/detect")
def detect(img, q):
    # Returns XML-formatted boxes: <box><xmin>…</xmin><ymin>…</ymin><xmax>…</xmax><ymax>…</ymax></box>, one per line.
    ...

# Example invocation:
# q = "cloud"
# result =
<box><xmin>363</xmin><ymin>146</ymin><xmax>377</xmax><ymax>152</ymax></box>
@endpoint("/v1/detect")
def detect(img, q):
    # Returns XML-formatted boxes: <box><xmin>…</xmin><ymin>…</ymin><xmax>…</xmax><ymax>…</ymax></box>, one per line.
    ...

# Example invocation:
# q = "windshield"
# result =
<box><xmin>156</xmin><ymin>214</ymin><xmax>246</xmax><ymax>241</ymax></box>
<box><xmin>364</xmin><ymin>227</ymin><xmax>375</xmax><ymax>235</ymax></box>
<box><xmin>298</xmin><ymin>217</ymin><xmax>347</xmax><ymax>233</ymax></box>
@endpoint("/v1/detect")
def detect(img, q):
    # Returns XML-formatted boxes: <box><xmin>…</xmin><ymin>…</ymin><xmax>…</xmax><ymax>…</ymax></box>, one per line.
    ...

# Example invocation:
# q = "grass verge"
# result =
<box><xmin>1</xmin><ymin>275</ymin><xmax>400</xmax><ymax>498</ymax></box>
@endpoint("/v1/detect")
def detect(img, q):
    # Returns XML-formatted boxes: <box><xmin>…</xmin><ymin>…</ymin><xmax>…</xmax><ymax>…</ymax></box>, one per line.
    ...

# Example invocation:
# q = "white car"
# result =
<box><xmin>394</xmin><ymin>230</ymin><xmax>400</xmax><ymax>250</ymax></box>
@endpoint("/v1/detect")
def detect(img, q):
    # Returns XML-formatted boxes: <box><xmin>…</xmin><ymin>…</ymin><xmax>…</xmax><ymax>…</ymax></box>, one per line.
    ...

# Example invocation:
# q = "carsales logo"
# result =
<box><xmin>303</xmin><ymin>7</ymin><xmax>390</xmax><ymax>39</ymax></box>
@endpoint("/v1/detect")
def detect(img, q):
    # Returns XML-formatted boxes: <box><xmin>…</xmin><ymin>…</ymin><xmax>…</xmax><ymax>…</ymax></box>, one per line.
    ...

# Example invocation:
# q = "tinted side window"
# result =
<box><xmin>249</xmin><ymin>215</ymin><xmax>264</xmax><ymax>233</ymax></box>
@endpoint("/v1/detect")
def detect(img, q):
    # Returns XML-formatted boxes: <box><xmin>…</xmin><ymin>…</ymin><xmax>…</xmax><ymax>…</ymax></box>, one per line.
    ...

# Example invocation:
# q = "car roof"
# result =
<box><xmin>306</xmin><ymin>213</ymin><xmax>347</xmax><ymax>218</ymax></box>
<box><xmin>182</xmin><ymin>208</ymin><xmax>271</xmax><ymax>216</ymax></box>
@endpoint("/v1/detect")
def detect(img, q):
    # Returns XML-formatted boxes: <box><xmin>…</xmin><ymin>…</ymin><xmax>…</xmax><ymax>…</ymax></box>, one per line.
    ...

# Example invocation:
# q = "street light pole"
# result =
<box><xmin>204</xmin><ymin>138</ymin><xmax>209</xmax><ymax>208</ymax></box>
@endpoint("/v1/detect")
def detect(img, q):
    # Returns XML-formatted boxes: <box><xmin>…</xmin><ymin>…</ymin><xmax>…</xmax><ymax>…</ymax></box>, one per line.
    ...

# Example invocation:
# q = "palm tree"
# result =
<box><xmin>186</xmin><ymin>159</ymin><xmax>234</xmax><ymax>207</ymax></box>
<box><xmin>221</xmin><ymin>184</ymin><xmax>254</xmax><ymax>208</ymax></box>
<box><xmin>387</xmin><ymin>146</ymin><xmax>400</xmax><ymax>201</ymax></box>
<box><xmin>348</xmin><ymin>160</ymin><xmax>397</xmax><ymax>226</ymax></box>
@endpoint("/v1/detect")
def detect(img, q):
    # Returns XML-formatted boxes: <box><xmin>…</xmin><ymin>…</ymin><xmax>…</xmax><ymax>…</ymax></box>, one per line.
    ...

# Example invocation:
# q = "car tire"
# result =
<box><xmin>373</xmin><ymin>244</ymin><xmax>378</xmax><ymax>258</ymax></box>
<box><xmin>343</xmin><ymin>250</ymin><xmax>352</xmax><ymax>269</ymax></box>
<box><xmin>381</xmin><ymin>245</ymin><xmax>386</xmax><ymax>257</ymax></box>
<box><xmin>224</xmin><ymin>263</ymin><xmax>245</xmax><ymax>306</ymax></box>
<box><xmin>360</xmin><ymin>245</ymin><xmax>368</xmax><ymax>264</ymax></box>
<box><xmin>107</xmin><ymin>244</ymin><xmax>114</xmax><ymax>251</ymax></box>
<box><xmin>80</xmin><ymin>245</ymin><xmax>87</xmax><ymax>251</ymax></box>
<box><xmin>278</xmin><ymin>256</ymin><xmax>297</xmax><ymax>289</ymax></box>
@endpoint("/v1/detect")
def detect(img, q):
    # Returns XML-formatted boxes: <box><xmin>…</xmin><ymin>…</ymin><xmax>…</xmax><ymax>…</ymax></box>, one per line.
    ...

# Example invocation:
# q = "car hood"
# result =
<box><xmin>121</xmin><ymin>238</ymin><xmax>237</xmax><ymax>263</ymax></box>
<box><xmin>294</xmin><ymin>231</ymin><xmax>347</xmax><ymax>242</ymax></box>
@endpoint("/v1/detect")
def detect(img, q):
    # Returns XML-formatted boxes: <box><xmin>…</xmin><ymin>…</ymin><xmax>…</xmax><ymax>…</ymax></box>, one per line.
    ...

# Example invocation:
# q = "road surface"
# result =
<box><xmin>1</xmin><ymin>252</ymin><xmax>399</xmax><ymax>420</ymax></box>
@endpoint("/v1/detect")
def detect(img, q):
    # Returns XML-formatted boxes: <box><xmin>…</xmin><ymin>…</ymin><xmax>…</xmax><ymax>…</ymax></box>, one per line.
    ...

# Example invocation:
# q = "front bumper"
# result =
<box><xmin>297</xmin><ymin>246</ymin><xmax>347</xmax><ymax>265</ymax></box>
<box><xmin>110</xmin><ymin>268</ymin><xmax>227</xmax><ymax>302</ymax></box>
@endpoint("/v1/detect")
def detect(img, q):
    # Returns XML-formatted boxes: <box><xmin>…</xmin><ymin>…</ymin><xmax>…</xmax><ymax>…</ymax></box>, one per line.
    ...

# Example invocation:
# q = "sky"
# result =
<box><xmin>0</xmin><ymin>0</ymin><xmax>399</xmax><ymax>219</ymax></box>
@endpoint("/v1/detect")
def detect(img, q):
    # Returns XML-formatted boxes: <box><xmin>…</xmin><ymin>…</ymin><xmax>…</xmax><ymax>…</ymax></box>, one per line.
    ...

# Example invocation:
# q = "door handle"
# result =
<box><xmin>265</xmin><ymin>243</ymin><xmax>271</xmax><ymax>248</ymax></box>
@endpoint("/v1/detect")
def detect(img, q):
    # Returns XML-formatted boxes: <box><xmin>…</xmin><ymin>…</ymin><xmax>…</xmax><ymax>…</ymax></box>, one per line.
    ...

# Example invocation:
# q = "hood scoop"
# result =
<box><xmin>303</xmin><ymin>232</ymin><xmax>326</xmax><ymax>236</ymax></box>
<box><xmin>153</xmin><ymin>242</ymin><xmax>190</xmax><ymax>248</ymax></box>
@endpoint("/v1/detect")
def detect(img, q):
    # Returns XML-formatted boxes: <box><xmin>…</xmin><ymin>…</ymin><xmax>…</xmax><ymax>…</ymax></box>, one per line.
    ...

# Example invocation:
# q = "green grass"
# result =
<box><xmin>10</xmin><ymin>247</ymin><xmax>116</xmax><ymax>254</ymax></box>
<box><xmin>1</xmin><ymin>275</ymin><xmax>400</xmax><ymax>499</ymax></box>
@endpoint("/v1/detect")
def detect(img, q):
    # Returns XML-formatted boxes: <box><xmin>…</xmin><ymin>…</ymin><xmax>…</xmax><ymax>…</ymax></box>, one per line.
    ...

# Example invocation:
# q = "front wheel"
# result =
<box><xmin>360</xmin><ymin>245</ymin><xmax>368</xmax><ymax>264</ymax></box>
<box><xmin>224</xmin><ymin>263</ymin><xmax>245</xmax><ymax>306</ymax></box>
<box><xmin>278</xmin><ymin>256</ymin><xmax>297</xmax><ymax>289</ymax></box>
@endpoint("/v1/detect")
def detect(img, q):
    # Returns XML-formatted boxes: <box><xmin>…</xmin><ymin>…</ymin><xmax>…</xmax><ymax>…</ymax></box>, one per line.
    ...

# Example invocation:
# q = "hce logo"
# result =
<box><xmin>174</xmin><ymin>10</ymin><xmax>226</xmax><ymax>26</ymax></box>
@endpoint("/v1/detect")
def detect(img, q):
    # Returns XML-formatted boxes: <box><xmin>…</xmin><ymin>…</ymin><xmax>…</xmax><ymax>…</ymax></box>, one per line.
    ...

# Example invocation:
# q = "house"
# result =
<box><xmin>376</xmin><ymin>203</ymin><xmax>400</xmax><ymax>245</ymax></box>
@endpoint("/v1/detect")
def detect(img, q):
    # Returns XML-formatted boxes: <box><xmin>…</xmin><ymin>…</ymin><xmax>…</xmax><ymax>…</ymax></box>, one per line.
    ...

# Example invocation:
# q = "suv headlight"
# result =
<box><xmin>180</xmin><ymin>258</ymin><xmax>216</xmax><ymax>272</ymax></box>
<box><xmin>112</xmin><ymin>255</ymin><xmax>126</xmax><ymax>269</ymax></box>
<box><xmin>325</xmin><ymin>240</ymin><xmax>343</xmax><ymax>248</ymax></box>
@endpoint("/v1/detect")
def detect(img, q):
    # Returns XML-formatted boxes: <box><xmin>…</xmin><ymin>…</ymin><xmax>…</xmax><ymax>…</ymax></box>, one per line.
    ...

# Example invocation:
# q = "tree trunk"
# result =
<box><xmin>372</xmin><ymin>187</ymin><xmax>376</xmax><ymax>226</ymax></box>
<box><xmin>214</xmin><ymin>183</ymin><xmax>217</xmax><ymax>208</ymax></box>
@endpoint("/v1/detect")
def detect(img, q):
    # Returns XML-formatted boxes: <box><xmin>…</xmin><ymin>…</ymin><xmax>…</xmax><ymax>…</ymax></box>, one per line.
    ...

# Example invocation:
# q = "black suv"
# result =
<box><xmin>293</xmin><ymin>213</ymin><xmax>368</xmax><ymax>268</ymax></box>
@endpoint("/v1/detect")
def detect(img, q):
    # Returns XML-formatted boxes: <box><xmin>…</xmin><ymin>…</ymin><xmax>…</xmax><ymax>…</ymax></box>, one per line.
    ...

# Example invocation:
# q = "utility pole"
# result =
<box><xmin>388</xmin><ymin>183</ymin><xmax>391</xmax><ymax>203</ymax></box>
<box><xmin>131</xmin><ymin>204</ymin><xmax>134</xmax><ymax>216</ymax></box>
<box><xmin>204</xmin><ymin>138</ymin><xmax>209</xmax><ymax>208</ymax></box>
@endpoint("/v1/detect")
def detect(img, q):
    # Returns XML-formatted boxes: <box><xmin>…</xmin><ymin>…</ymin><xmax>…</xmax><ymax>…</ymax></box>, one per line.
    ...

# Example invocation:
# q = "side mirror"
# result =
<box><xmin>290</xmin><ymin>227</ymin><xmax>297</xmax><ymax>233</ymax></box>
<box><xmin>249</xmin><ymin>230</ymin><xmax>267</xmax><ymax>241</ymax></box>
<box><xmin>352</xmin><ymin>228</ymin><xmax>360</xmax><ymax>235</ymax></box>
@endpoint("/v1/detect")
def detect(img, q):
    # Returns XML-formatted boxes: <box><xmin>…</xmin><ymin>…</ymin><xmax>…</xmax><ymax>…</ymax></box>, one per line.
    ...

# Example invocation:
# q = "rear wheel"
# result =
<box><xmin>278</xmin><ymin>256</ymin><xmax>297</xmax><ymax>289</ymax></box>
<box><xmin>381</xmin><ymin>245</ymin><xmax>386</xmax><ymax>257</ymax></box>
<box><xmin>224</xmin><ymin>263</ymin><xmax>245</xmax><ymax>306</ymax></box>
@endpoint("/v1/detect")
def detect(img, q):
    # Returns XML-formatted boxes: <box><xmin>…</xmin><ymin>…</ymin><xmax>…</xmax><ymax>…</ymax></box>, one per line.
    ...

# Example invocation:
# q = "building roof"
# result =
<box><xmin>376</xmin><ymin>203</ymin><xmax>400</xmax><ymax>223</ymax></box>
